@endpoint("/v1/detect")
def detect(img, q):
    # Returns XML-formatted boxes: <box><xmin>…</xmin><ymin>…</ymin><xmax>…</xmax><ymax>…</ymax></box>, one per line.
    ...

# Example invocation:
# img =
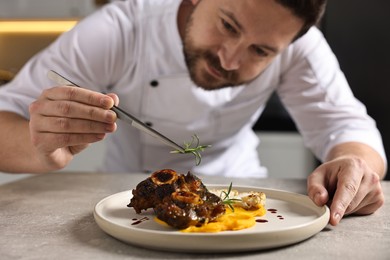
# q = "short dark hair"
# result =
<box><xmin>275</xmin><ymin>0</ymin><xmax>327</xmax><ymax>40</ymax></box>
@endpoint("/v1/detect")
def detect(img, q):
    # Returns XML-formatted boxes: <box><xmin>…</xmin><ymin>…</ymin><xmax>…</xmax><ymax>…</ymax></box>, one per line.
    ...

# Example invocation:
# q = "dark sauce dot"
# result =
<box><xmin>256</xmin><ymin>219</ymin><xmax>268</xmax><ymax>223</ymax></box>
<box><xmin>267</xmin><ymin>208</ymin><xmax>278</xmax><ymax>214</ymax></box>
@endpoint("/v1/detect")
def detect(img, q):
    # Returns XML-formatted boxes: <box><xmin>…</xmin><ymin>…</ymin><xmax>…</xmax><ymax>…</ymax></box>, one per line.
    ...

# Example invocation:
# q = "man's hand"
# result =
<box><xmin>29</xmin><ymin>86</ymin><xmax>118</xmax><ymax>171</ymax></box>
<box><xmin>307</xmin><ymin>143</ymin><xmax>386</xmax><ymax>226</ymax></box>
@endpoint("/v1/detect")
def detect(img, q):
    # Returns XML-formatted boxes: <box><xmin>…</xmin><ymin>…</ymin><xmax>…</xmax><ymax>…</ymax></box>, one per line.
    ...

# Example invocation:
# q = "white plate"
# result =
<box><xmin>94</xmin><ymin>185</ymin><xmax>330</xmax><ymax>253</ymax></box>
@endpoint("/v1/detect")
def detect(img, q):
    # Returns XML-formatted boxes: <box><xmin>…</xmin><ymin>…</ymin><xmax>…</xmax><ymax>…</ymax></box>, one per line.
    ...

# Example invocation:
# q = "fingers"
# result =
<box><xmin>327</xmin><ymin>168</ymin><xmax>363</xmax><ymax>225</ymax></box>
<box><xmin>308</xmin><ymin>157</ymin><xmax>385</xmax><ymax>226</ymax></box>
<box><xmin>329</xmin><ymin>184</ymin><xmax>384</xmax><ymax>225</ymax></box>
<box><xmin>307</xmin><ymin>167</ymin><xmax>330</xmax><ymax>206</ymax></box>
<box><xmin>29</xmin><ymin>86</ymin><xmax>118</xmax><ymax>135</ymax></box>
<box><xmin>30</xmin><ymin>99</ymin><xmax>117</xmax><ymax>123</ymax></box>
<box><xmin>327</xmin><ymin>161</ymin><xmax>383</xmax><ymax>225</ymax></box>
<box><xmin>41</xmin><ymin>86</ymin><xmax>115</xmax><ymax>109</ymax></box>
<box><xmin>28</xmin><ymin>86</ymin><xmax>118</xmax><ymax>157</ymax></box>
<box><xmin>345</xmin><ymin>172</ymin><xmax>384</xmax><ymax>215</ymax></box>
<box><xmin>33</xmin><ymin>87</ymin><xmax>117</xmax><ymax>123</ymax></box>
<box><xmin>32</xmin><ymin>116</ymin><xmax>116</xmax><ymax>134</ymax></box>
<box><xmin>352</xmin><ymin>199</ymin><xmax>384</xmax><ymax>216</ymax></box>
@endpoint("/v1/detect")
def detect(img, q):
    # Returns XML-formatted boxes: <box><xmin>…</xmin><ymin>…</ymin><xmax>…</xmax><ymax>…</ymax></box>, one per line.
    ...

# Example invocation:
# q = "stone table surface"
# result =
<box><xmin>0</xmin><ymin>171</ymin><xmax>389</xmax><ymax>260</ymax></box>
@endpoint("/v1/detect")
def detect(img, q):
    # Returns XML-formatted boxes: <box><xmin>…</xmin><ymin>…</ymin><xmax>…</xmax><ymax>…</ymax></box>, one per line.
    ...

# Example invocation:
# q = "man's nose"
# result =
<box><xmin>217</xmin><ymin>41</ymin><xmax>244</xmax><ymax>71</ymax></box>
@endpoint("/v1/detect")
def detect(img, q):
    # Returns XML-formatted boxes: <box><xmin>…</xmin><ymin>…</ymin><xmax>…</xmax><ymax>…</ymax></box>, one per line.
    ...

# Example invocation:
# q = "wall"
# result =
<box><xmin>0</xmin><ymin>0</ymin><xmax>96</xmax><ymax>18</ymax></box>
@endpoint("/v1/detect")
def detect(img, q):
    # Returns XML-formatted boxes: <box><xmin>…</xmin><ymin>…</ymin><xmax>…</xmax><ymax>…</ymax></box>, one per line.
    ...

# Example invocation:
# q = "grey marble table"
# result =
<box><xmin>0</xmin><ymin>171</ymin><xmax>389</xmax><ymax>260</ymax></box>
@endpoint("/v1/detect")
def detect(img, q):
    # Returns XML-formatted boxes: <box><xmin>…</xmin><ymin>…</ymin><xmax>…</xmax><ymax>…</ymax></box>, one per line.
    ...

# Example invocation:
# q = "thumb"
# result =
<box><xmin>106</xmin><ymin>93</ymin><xmax>119</xmax><ymax>106</ymax></box>
<box><xmin>307</xmin><ymin>167</ymin><xmax>330</xmax><ymax>206</ymax></box>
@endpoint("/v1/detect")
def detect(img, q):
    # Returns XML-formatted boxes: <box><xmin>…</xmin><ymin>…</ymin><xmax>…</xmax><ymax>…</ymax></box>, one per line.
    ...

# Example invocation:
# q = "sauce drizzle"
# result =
<box><xmin>131</xmin><ymin>216</ymin><xmax>149</xmax><ymax>225</ymax></box>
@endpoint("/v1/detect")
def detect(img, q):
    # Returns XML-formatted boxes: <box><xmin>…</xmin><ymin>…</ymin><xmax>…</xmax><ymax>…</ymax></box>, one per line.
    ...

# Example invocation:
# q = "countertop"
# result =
<box><xmin>0</xmin><ymin>171</ymin><xmax>389</xmax><ymax>260</ymax></box>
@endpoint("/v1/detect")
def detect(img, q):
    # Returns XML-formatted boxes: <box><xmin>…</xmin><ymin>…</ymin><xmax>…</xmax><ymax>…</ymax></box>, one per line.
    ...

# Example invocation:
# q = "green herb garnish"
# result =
<box><xmin>171</xmin><ymin>134</ymin><xmax>211</xmax><ymax>166</ymax></box>
<box><xmin>220</xmin><ymin>182</ymin><xmax>242</xmax><ymax>212</ymax></box>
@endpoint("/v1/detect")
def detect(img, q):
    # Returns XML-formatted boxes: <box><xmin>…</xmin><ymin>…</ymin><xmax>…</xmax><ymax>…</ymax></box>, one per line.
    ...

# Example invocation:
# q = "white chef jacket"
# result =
<box><xmin>0</xmin><ymin>0</ymin><xmax>386</xmax><ymax>178</ymax></box>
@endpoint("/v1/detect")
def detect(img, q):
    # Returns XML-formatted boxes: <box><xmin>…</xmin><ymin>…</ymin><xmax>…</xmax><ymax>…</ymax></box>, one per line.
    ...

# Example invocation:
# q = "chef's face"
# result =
<box><xmin>182</xmin><ymin>0</ymin><xmax>304</xmax><ymax>90</ymax></box>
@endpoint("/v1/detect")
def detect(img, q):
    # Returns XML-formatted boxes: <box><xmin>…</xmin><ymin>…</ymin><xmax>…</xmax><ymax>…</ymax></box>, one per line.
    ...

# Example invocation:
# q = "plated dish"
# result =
<box><xmin>94</xmin><ymin>185</ymin><xmax>330</xmax><ymax>253</ymax></box>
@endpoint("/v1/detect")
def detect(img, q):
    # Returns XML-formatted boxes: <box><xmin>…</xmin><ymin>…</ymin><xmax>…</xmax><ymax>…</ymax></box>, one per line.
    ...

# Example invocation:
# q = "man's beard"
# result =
<box><xmin>182</xmin><ymin>15</ymin><xmax>245</xmax><ymax>90</ymax></box>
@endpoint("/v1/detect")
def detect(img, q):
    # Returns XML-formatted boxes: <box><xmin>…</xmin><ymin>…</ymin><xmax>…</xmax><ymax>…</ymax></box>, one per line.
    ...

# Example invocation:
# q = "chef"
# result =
<box><xmin>0</xmin><ymin>0</ymin><xmax>386</xmax><ymax>226</ymax></box>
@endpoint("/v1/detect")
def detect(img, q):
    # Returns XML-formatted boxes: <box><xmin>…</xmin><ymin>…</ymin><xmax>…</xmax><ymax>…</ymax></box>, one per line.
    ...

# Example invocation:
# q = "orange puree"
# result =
<box><xmin>181</xmin><ymin>206</ymin><xmax>266</xmax><ymax>233</ymax></box>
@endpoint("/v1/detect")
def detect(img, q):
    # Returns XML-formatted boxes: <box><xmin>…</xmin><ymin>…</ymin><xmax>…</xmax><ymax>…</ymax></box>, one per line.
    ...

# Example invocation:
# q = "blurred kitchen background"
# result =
<box><xmin>0</xmin><ymin>0</ymin><xmax>389</xmax><ymax>184</ymax></box>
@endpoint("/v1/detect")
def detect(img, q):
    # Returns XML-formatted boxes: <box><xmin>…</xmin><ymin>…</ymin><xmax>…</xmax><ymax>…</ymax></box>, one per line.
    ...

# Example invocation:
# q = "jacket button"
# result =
<box><xmin>150</xmin><ymin>80</ymin><xmax>159</xmax><ymax>87</ymax></box>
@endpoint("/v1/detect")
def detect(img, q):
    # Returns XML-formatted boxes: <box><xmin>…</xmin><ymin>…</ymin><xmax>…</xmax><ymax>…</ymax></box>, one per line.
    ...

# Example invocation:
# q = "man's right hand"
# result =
<box><xmin>28</xmin><ymin>85</ymin><xmax>118</xmax><ymax>171</ymax></box>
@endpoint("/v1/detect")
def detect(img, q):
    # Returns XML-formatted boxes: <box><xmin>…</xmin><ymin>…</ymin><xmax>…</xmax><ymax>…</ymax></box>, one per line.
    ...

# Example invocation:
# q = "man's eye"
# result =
<box><xmin>252</xmin><ymin>46</ymin><xmax>268</xmax><ymax>57</ymax></box>
<box><xmin>221</xmin><ymin>19</ymin><xmax>237</xmax><ymax>34</ymax></box>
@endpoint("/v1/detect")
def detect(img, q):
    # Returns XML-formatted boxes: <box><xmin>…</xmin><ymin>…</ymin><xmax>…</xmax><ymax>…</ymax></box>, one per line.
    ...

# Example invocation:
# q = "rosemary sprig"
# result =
<box><xmin>170</xmin><ymin>134</ymin><xmax>211</xmax><ymax>166</ymax></box>
<box><xmin>220</xmin><ymin>182</ymin><xmax>241</xmax><ymax>211</ymax></box>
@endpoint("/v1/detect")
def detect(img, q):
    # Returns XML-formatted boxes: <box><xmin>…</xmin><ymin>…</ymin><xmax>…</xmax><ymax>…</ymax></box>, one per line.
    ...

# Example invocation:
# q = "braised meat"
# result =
<box><xmin>127</xmin><ymin>169</ymin><xmax>226</xmax><ymax>229</ymax></box>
